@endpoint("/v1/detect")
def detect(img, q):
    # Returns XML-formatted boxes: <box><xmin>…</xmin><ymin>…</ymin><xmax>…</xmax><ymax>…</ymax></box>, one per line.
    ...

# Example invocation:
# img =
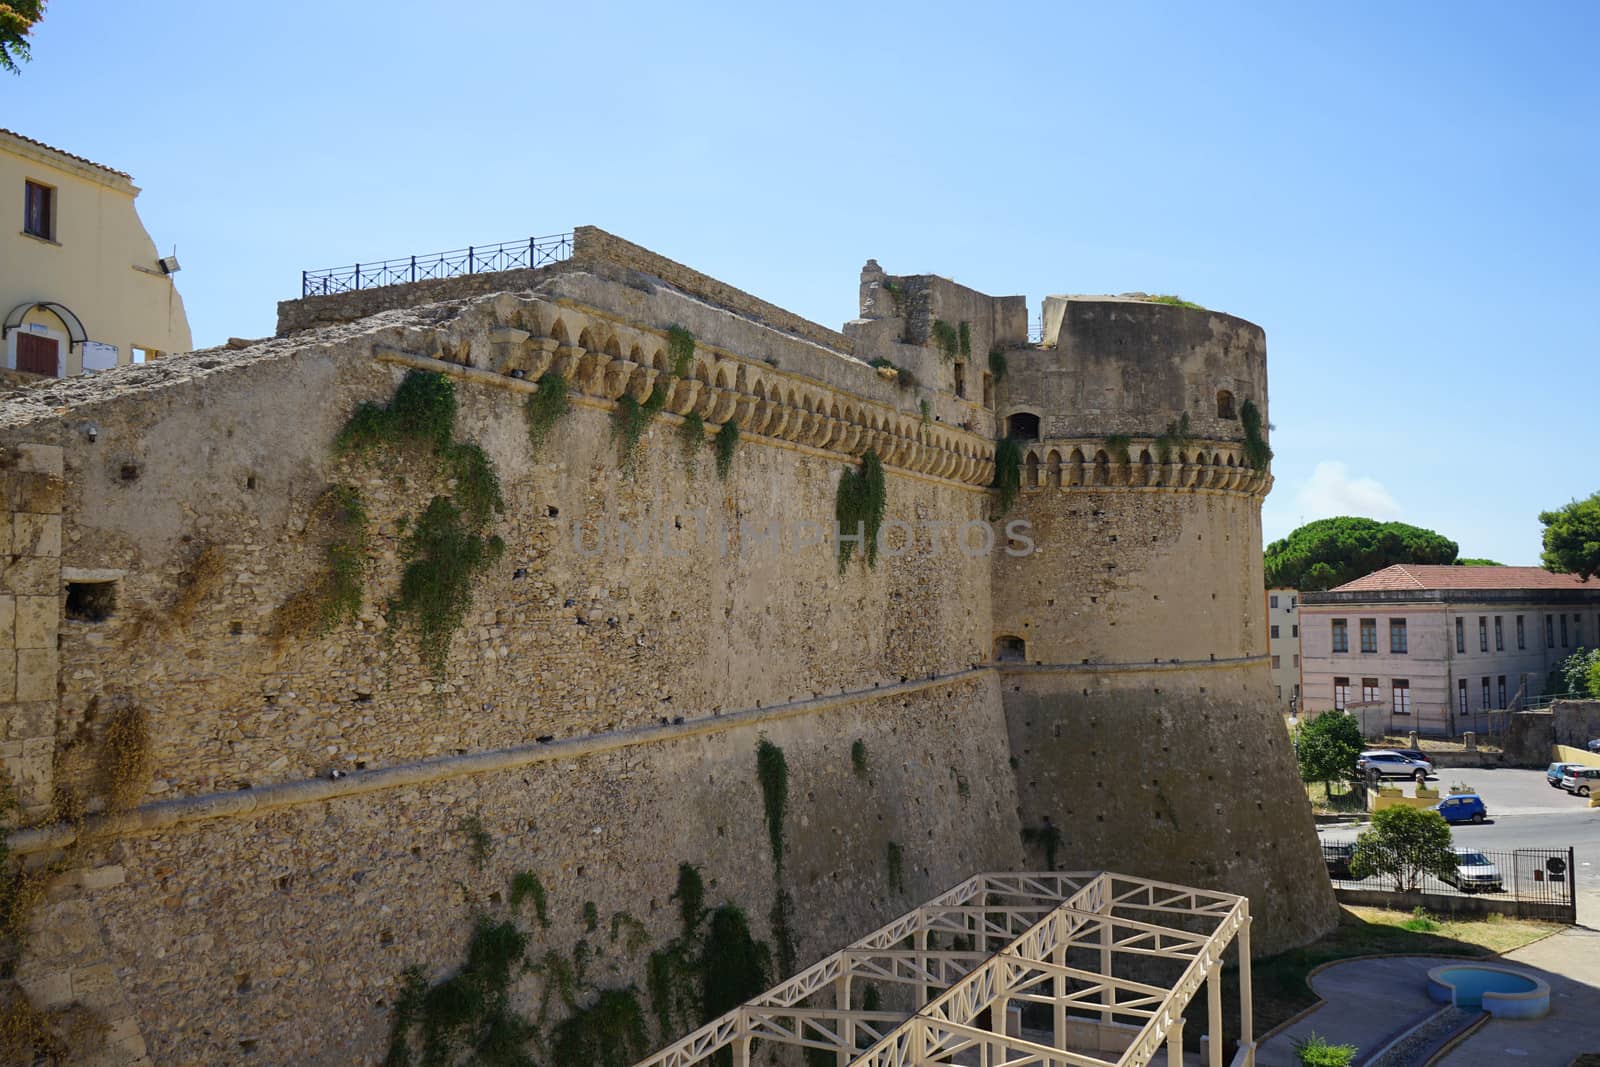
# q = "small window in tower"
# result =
<box><xmin>1216</xmin><ymin>390</ymin><xmax>1236</xmax><ymax>419</ymax></box>
<box><xmin>994</xmin><ymin>635</ymin><xmax>1026</xmax><ymax>662</ymax></box>
<box><xmin>1007</xmin><ymin>412</ymin><xmax>1040</xmax><ymax>441</ymax></box>
<box><xmin>66</xmin><ymin>580</ymin><xmax>116</xmax><ymax>622</ymax></box>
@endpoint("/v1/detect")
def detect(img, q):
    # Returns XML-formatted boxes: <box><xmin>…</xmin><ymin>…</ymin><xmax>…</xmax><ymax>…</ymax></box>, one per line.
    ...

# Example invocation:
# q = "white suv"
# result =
<box><xmin>1356</xmin><ymin>749</ymin><xmax>1433</xmax><ymax>783</ymax></box>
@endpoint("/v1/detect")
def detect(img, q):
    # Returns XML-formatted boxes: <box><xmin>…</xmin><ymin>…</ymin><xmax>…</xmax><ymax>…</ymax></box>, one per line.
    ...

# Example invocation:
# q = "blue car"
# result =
<box><xmin>1434</xmin><ymin>794</ymin><xmax>1487</xmax><ymax>824</ymax></box>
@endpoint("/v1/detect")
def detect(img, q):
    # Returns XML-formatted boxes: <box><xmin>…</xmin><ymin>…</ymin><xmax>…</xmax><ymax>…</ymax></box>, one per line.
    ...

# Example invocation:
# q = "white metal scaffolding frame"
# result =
<box><xmin>632</xmin><ymin>871</ymin><xmax>1255</xmax><ymax>1067</ymax></box>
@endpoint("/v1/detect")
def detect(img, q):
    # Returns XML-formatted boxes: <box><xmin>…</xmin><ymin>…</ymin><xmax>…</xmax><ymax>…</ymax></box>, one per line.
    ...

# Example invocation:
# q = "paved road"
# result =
<box><xmin>1318</xmin><ymin>767</ymin><xmax>1600</xmax><ymax>925</ymax></box>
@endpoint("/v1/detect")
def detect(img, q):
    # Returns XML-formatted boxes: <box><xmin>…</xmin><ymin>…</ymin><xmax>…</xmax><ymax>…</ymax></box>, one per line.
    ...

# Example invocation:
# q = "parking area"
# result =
<box><xmin>1318</xmin><ymin>766</ymin><xmax>1600</xmax><ymax>925</ymax></box>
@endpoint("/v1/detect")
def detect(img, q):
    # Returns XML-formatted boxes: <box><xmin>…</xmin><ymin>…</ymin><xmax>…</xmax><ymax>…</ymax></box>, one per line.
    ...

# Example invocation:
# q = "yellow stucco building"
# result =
<box><xmin>1</xmin><ymin>128</ymin><xmax>191</xmax><ymax>378</ymax></box>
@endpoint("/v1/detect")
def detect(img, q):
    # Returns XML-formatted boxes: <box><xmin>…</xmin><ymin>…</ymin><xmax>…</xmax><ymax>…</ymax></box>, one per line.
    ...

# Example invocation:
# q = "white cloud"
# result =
<box><xmin>1295</xmin><ymin>462</ymin><xmax>1401</xmax><ymax>522</ymax></box>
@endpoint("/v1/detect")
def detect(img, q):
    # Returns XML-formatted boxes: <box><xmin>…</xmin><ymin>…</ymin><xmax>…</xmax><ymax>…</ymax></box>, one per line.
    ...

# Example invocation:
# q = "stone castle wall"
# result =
<box><xmin>0</xmin><ymin>234</ymin><xmax>1337</xmax><ymax>1063</ymax></box>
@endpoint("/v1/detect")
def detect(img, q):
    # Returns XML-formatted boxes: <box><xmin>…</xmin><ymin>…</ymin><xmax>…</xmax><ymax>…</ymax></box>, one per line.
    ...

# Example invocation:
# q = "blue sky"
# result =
<box><xmin>6</xmin><ymin>1</ymin><xmax>1596</xmax><ymax>566</ymax></box>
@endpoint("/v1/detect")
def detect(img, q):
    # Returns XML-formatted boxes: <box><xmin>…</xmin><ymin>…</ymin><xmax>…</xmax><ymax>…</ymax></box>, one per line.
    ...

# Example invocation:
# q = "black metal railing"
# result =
<box><xmin>1323</xmin><ymin>844</ymin><xmax>1574</xmax><ymax>905</ymax></box>
<box><xmin>301</xmin><ymin>232</ymin><xmax>573</xmax><ymax>297</ymax></box>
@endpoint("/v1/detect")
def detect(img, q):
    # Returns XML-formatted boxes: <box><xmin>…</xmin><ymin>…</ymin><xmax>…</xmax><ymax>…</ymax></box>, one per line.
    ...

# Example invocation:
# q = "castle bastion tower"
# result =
<box><xmin>987</xmin><ymin>294</ymin><xmax>1337</xmax><ymax>947</ymax></box>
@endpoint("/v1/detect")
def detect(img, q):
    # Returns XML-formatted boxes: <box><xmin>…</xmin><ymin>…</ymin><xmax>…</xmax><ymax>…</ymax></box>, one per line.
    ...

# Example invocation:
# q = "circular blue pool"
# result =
<box><xmin>1427</xmin><ymin>965</ymin><xmax>1549</xmax><ymax>1018</ymax></box>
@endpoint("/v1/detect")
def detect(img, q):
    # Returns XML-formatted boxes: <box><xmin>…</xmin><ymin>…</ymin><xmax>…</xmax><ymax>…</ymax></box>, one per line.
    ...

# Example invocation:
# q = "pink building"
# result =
<box><xmin>1300</xmin><ymin>565</ymin><xmax>1600</xmax><ymax>737</ymax></box>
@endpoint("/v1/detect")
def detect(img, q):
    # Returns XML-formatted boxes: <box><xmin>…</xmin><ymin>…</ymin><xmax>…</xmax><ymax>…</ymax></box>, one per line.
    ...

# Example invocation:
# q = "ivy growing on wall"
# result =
<box><xmin>851</xmin><ymin>739</ymin><xmax>869</xmax><ymax>779</ymax></box>
<box><xmin>1104</xmin><ymin>434</ymin><xmax>1132</xmax><ymax>466</ymax></box>
<box><xmin>675</xmin><ymin>412</ymin><xmax>704</xmax><ymax>475</ymax></box>
<box><xmin>886</xmin><ymin>842</ymin><xmax>905</xmax><ymax>895</ymax></box>
<box><xmin>835</xmin><ymin>450</ymin><xmax>887</xmax><ymax>573</ymax></box>
<box><xmin>510</xmin><ymin>871</ymin><xmax>550</xmax><ymax>928</ymax></box>
<box><xmin>612</xmin><ymin>387</ymin><xmax>668</xmax><ymax>471</ymax></box>
<box><xmin>919</xmin><ymin>398</ymin><xmax>932</xmax><ymax>427</ymax></box>
<box><xmin>1021</xmin><ymin>821</ymin><xmax>1064</xmax><ymax>870</ymax></box>
<box><xmin>335</xmin><ymin>371</ymin><xmax>506</xmax><ymax>675</ymax></box>
<box><xmin>930</xmin><ymin>320</ymin><xmax>960</xmax><ymax>363</ymax></box>
<box><xmin>1153</xmin><ymin>411</ymin><xmax>1193</xmax><ymax>464</ymax></box>
<box><xmin>665</xmin><ymin>326</ymin><xmax>696</xmax><ymax>377</ymax></box>
<box><xmin>395</xmin><ymin>497</ymin><xmax>505</xmax><ymax>674</ymax></box>
<box><xmin>958</xmin><ymin>321</ymin><xmax>972</xmax><ymax>360</ymax></box>
<box><xmin>754</xmin><ymin>739</ymin><xmax>798</xmax><ymax>979</ymax></box>
<box><xmin>523</xmin><ymin>373</ymin><xmax>570</xmax><ymax>455</ymax></box>
<box><xmin>712</xmin><ymin>419</ymin><xmax>739</xmax><ymax>481</ymax></box>
<box><xmin>991</xmin><ymin>436</ymin><xmax>1022</xmax><ymax>517</ymax></box>
<box><xmin>1241</xmin><ymin>399</ymin><xmax>1273</xmax><ymax>470</ymax></box>
<box><xmin>988</xmin><ymin>346</ymin><xmax>1007</xmax><ymax>384</ymax></box>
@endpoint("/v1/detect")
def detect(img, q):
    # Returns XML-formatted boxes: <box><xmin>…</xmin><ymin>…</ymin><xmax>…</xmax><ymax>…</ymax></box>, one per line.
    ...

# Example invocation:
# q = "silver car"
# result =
<box><xmin>1441</xmin><ymin>847</ymin><xmax>1503</xmax><ymax>893</ymax></box>
<box><xmin>1357</xmin><ymin>749</ymin><xmax>1433</xmax><ymax>782</ymax></box>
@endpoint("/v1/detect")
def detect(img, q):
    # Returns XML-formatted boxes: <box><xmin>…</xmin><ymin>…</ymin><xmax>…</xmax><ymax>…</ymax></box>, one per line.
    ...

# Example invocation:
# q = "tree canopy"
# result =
<box><xmin>1456</xmin><ymin>558</ymin><xmax>1503</xmax><ymax>567</ymax></box>
<box><xmin>1350</xmin><ymin>806</ymin><xmax>1457</xmax><ymax>893</ymax></box>
<box><xmin>1264</xmin><ymin>517</ymin><xmax>1458</xmax><ymax>591</ymax></box>
<box><xmin>1295</xmin><ymin>710</ymin><xmax>1363</xmax><ymax>791</ymax></box>
<box><xmin>1540</xmin><ymin>492</ymin><xmax>1600</xmax><ymax>582</ymax></box>
<box><xmin>0</xmin><ymin>1</ymin><xmax>45</xmax><ymax>74</ymax></box>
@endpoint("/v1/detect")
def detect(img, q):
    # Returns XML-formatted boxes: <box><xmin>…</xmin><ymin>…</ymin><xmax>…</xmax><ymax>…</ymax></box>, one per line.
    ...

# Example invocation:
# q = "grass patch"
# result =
<box><xmin>1190</xmin><ymin>906</ymin><xmax>1561</xmax><ymax>1050</ymax></box>
<box><xmin>1145</xmin><ymin>293</ymin><xmax>1205</xmax><ymax>310</ymax></box>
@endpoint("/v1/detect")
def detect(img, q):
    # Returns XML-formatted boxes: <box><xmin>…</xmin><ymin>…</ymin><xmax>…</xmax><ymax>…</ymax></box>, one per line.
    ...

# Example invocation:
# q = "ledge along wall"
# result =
<box><xmin>0</xmin><ymin>260</ymin><xmax>1021</xmax><ymax>1065</ymax></box>
<box><xmin>992</xmin><ymin>298</ymin><xmax>1339</xmax><ymax>955</ymax></box>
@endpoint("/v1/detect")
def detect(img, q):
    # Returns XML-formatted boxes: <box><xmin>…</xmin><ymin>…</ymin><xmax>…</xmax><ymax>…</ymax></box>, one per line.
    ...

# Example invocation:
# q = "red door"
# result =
<box><xmin>16</xmin><ymin>334</ymin><xmax>59</xmax><ymax>377</ymax></box>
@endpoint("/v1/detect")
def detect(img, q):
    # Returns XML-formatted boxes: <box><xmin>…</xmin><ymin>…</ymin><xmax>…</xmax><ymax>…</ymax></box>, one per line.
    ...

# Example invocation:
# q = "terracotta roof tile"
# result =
<box><xmin>0</xmin><ymin>128</ymin><xmax>131</xmax><ymax>181</ymax></box>
<box><xmin>1333</xmin><ymin>564</ymin><xmax>1593</xmax><ymax>593</ymax></box>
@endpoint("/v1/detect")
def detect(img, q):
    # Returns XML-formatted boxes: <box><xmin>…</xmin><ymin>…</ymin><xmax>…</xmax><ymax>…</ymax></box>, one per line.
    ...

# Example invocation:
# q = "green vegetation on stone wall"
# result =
<box><xmin>886</xmin><ymin>842</ymin><xmax>905</xmax><ymax>894</ymax></box>
<box><xmin>957</xmin><ymin>321</ymin><xmax>972</xmax><ymax>360</ymax></box>
<box><xmin>1021</xmin><ymin>822</ymin><xmax>1063</xmax><ymax>870</ymax></box>
<box><xmin>395</xmin><ymin>497</ymin><xmax>505</xmax><ymax>674</ymax></box>
<box><xmin>510</xmin><ymin>871</ymin><xmax>550</xmax><ymax>928</ymax></box>
<box><xmin>335</xmin><ymin>371</ymin><xmax>504</xmax><ymax>673</ymax></box>
<box><xmin>523</xmin><ymin>373</ymin><xmax>570</xmax><ymax>455</ymax></box>
<box><xmin>755</xmin><ymin>740</ymin><xmax>788</xmax><ymax>873</ymax></box>
<box><xmin>665</xmin><ymin>325</ymin><xmax>696</xmax><ymax>378</ymax></box>
<box><xmin>272</xmin><ymin>485</ymin><xmax>371</xmax><ymax>641</ymax></box>
<box><xmin>612</xmin><ymin>387</ymin><xmax>667</xmax><ymax>471</ymax></box>
<box><xmin>930</xmin><ymin>319</ymin><xmax>960</xmax><ymax>363</ymax></box>
<box><xmin>676</xmin><ymin>412</ymin><xmax>704</xmax><ymax>474</ymax></box>
<box><xmin>713</xmin><ymin>419</ymin><xmax>739</xmax><ymax>481</ymax></box>
<box><xmin>988</xmin><ymin>346</ymin><xmax>1007</xmax><ymax>384</ymax></box>
<box><xmin>1153</xmin><ymin>411</ymin><xmax>1193</xmax><ymax>464</ymax></box>
<box><xmin>1264</xmin><ymin>517</ymin><xmax>1459</xmax><ymax>591</ymax></box>
<box><xmin>1104</xmin><ymin>434</ymin><xmax>1132</xmax><ymax>466</ymax></box>
<box><xmin>835</xmin><ymin>450</ymin><xmax>887</xmax><ymax>572</ymax></box>
<box><xmin>1144</xmin><ymin>294</ymin><xmax>1204</xmax><ymax>310</ymax></box>
<box><xmin>851</xmin><ymin>739</ymin><xmax>869</xmax><ymax>779</ymax></box>
<box><xmin>1240</xmin><ymin>399</ymin><xmax>1272</xmax><ymax>470</ymax></box>
<box><xmin>991</xmin><ymin>436</ymin><xmax>1022</xmax><ymax>517</ymax></box>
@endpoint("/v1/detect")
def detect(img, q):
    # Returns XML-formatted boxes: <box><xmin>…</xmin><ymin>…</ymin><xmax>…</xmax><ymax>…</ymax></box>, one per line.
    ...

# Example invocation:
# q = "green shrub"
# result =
<box><xmin>338</xmin><ymin>370</ymin><xmax>457</xmax><ymax>455</ymax></box>
<box><xmin>1292</xmin><ymin>1032</ymin><xmax>1357</xmax><ymax>1067</ymax></box>
<box><xmin>1105</xmin><ymin>433</ymin><xmax>1132</xmax><ymax>465</ymax></box>
<box><xmin>1145</xmin><ymin>294</ymin><xmax>1205</xmax><ymax>310</ymax></box>
<box><xmin>612</xmin><ymin>386</ymin><xmax>668</xmax><ymax>470</ymax></box>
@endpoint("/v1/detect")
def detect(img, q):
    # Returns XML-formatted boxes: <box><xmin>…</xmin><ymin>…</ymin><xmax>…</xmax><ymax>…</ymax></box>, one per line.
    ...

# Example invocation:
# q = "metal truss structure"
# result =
<box><xmin>632</xmin><ymin>871</ymin><xmax>1254</xmax><ymax>1067</ymax></box>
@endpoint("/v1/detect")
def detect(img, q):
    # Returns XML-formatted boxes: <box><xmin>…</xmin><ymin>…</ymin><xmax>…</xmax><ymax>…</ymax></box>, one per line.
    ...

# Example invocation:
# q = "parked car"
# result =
<box><xmin>1321</xmin><ymin>841</ymin><xmax>1360</xmax><ymax>879</ymax></box>
<box><xmin>1548</xmin><ymin>762</ymin><xmax>1583</xmax><ymax>788</ymax></box>
<box><xmin>1390</xmin><ymin>747</ymin><xmax>1431</xmax><ymax>765</ymax></box>
<box><xmin>1433</xmin><ymin>793</ymin><xmax>1487</xmax><ymax>824</ymax></box>
<box><xmin>1356</xmin><ymin>749</ymin><xmax>1433</xmax><ymax>782</ymax></box>
<box><xmin>1560</xmin><ymin>766</ymin><xmax>1600</xmax><ymax>797</ymax></box>
<box><xmin>1441</xmin><ymin>847</ymin><xmax>1503</xmax><ymax>893</ymax></box>
<box><xmin>1588</xmin><ymin>739</ymin><xmax>1600</xmax><ymax>753</ymax></box>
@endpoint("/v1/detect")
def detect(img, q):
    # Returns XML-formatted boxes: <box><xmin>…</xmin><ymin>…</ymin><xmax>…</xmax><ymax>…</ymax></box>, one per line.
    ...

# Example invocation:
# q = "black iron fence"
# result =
<box><xmin>301</xmin><ymin>232</ymin><xmax>574</xmax><ymax>297</ymax></box>
<box><xmin>1323</xmin><ymin>844</ymin><xmax>1574</xmax><ymax>906</ymax></box>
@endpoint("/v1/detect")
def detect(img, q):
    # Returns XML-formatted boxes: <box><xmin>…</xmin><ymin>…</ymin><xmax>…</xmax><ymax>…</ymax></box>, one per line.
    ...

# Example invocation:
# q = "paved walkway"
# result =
<box><xmin>1253</xmin><ymin>928</ymin><xmax>1600</xmax><ymax>1067</ymax></box>
<box><xmin>1433</xmin><ymin>927</ymin><xmax>1600</xmax><ymax>1066</ymax></box>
